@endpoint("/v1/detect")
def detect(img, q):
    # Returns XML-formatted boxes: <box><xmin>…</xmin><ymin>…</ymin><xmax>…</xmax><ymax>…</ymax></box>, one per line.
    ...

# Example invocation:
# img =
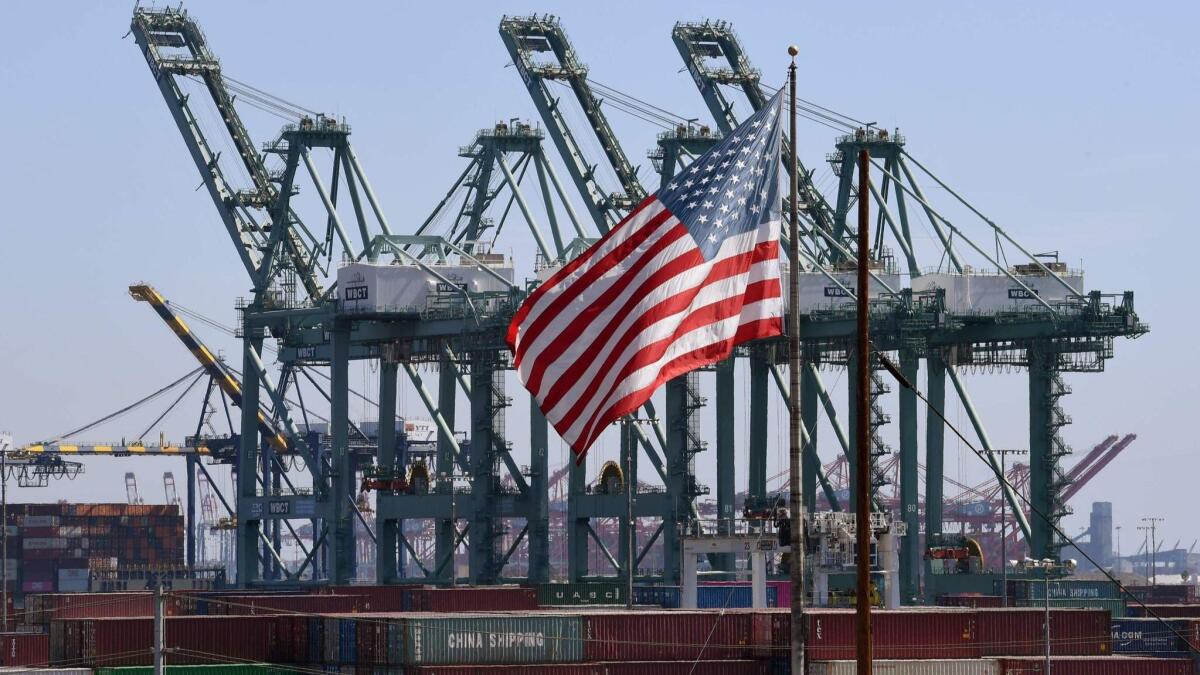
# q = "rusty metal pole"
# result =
<box><xmin>855</xmin><ymin>147</ymin><xmax>873</xmax><ymax>674</ymax></box>
<box><xmin>786</xmin><ymin>45</ymin><xmax>808</xmax><ymax>675</ymax></box>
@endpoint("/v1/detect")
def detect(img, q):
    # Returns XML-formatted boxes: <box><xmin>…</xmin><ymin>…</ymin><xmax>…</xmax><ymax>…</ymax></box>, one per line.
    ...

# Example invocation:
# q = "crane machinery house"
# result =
<box><xmin>338</xmin><ymin>257</ymin><xmax>515</xmax><ymax>314</ymax></box>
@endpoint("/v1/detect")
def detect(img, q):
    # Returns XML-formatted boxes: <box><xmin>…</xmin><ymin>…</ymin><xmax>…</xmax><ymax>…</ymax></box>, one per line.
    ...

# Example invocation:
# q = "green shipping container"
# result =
<box><xmin>96</xmin><ymin>662</ymin><xmax>302</xmax><ymax>667</ymax></box>
<box><xmin>403</xmin><ymin>613</ymin><xmax>584</xmax><ymax>665</ymax></box>
<box><xmin>1004</xmin><ymin>578</ymin><xmax>1121</xmax><ymax>600</ymax></box>
<box><xmin>537</xmin><ymin>581</ymin><xmax>626</xmax><ymax>606</ymax></box>
<box><xmin>1016</xmin><ymin>597</ymin><xmax>1127</xmax><ymax>617</ymax></box>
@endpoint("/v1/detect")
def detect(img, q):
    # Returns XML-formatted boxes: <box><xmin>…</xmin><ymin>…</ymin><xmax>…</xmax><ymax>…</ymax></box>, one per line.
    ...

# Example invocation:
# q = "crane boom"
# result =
<box><xmin>131</xmin><ymin>7</ymin><xmax>323</xmax><ymax>301</ymax></box>
<box><xmin>672</xmin><ymin>21</ymin><xmax>837</xmax><ymax>254</ymax></box>
<box><xmin>129</xmin><ymin>283</ymin><xmax>289</xmax><ymax>452</ymax></box>
<box><xmin>500</xmin><ymin>15</ymin><xmax>646</xmax><ymax>233</ymax></box>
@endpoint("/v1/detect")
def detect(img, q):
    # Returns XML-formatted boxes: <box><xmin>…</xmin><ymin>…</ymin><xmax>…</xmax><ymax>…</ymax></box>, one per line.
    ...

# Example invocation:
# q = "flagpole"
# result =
<box><xmin>855</xmin><ymin>145</ymin><xmax>874</xmax><ymax>673</ymax></box>
<box><xmin>786</xmin><ymin>45</ymin><xmax>807</xmax><ymax>675</ymax></box>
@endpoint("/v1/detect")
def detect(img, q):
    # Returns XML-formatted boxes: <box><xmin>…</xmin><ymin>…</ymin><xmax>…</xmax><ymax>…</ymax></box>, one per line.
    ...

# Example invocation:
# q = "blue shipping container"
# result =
<box><xmin>338</xmin><ymin>618</ymin><xmax>357</xmax><ymax>664</ymax></box>
<box><xmin>1111</xmin><ymin>618</ymin><xmax>1191</xmax><ymax>655</ymax></box>
<box><xmin>696</xmin><ymin>584</ymin><xmax>778</xmax><ymax>608</ymax></box>
<box><xmin>307</xmin><ymin>616</ymin><xmax>323</xmax><ymax>665</ymax></box>
<box><xmin>632</xmin><ymin>585</ymin><xmax>681</xmax><ymax>608</ymax></box>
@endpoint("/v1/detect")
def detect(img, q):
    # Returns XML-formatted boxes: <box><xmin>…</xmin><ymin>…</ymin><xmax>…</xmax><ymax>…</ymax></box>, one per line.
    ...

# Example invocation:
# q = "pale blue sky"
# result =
<box><xmin>1</xmin><ymin>1</ymin><xmax>1196</xmax><ymax>553</ymax></box>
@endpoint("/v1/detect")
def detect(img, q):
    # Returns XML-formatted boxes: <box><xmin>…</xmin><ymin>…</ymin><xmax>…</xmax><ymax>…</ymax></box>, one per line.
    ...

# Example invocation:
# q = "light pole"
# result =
<box><xmin>1</xmin><ymin>432</ymin><xmax>8</xmax><ymax>632</ymax></box>
<box><xmin>1018</xmin><ymin>556</ymin><xmax>1077</xmax><ymax>675</ymax></box>
<box><xmin>994</xmin><ymin>449</ymin><xmax>1026</xmax><ymax>608</ymax></box>
<box><xmin>1141</xmin><ymin>517</ymin><xmax>1163</xmax><ymax>587</ymax></box>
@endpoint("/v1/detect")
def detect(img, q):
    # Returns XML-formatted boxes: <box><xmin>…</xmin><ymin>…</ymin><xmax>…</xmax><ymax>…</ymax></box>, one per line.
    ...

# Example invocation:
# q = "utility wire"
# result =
<box><xmin>44</xmin><ymin>368</ymin><xmax>204</xmax><ymax>444</ymax></box>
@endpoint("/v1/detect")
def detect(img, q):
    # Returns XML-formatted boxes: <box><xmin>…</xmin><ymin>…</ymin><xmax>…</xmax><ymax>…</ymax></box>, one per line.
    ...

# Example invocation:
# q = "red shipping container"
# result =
<box><xmin>583</xmin><ymin>609</ymin><xmax>761</xmax><ymax>661</ymax></box>
<box><xmin>1129</xmin><ymin>605</ymin><xmax>1200</xmax><ymax>618</ymax></box>
<box><xmin>269</xmin><ymin>614</ymin><xmax>308</xmax><ymax>664</ymax></box>
<box><xmin>408</xmin><ymin>661</ymin><xmax>773</xmax><ymax>674</ymax></box>
<box><xmin>209</xmin><ymin>593</ymin><xmax>362</xmax><ymax>616</ymax></box>
<box><xmin>355</xmin><ymin>617</ymin><xmax>389</xmax><ymax>666</ymax></box>
<box><xmin>774</xmin><ymin>608</ymin><xmax>979</xmax><ymax>659</ymax></box>
<box><xmin>0</xmin><ymin>632</ymin><xmax>49</xmax><ymax>667</ymax></box>
<box><xmin>1126</xmin><ymin>585</ymin><xmax>1197</xmax><ymax>604</ymax></box>
<box><xmin>996</xmin><ymin>656</ymin><xmax>1196</xmax><ymax>675</ymax></box>
<box><xmin>977</xmin><ymin>607</ymin><xmax>1111</xmax><ymax>656</ymax></box>
<box><xmin>53</xmin><ymin>614</ymin><xmax>278</xmax><ymax>667</ymax></box>
<box><xmin>939</xmin><ymin>594</ymin><xmax>1006</xmax><ymax>608</ymax></box>
<box><xmin>24</xmin><ymin>592</ymin><xmax>167</xmax><ymax>624</ymax></box>
<box><xmin>330</xmin><ymin>584</ymin><xmax>416</xmax><ymax>612</ymax></box>
<box><xmin>405</xmin><ymin>586</ymin><xmax>538</xmax><ymax>612</ymax></box>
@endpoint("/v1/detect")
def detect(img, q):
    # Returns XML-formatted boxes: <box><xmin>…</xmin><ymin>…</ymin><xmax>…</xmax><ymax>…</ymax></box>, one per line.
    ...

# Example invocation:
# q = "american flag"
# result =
<box><xmin>507</xmin><ymin>90</ymin><xmax>785</xmax><ymax>456</ymax></box>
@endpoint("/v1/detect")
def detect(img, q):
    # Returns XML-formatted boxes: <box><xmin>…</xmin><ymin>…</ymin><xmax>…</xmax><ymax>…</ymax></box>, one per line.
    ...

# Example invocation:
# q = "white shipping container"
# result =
<box><xmin>55</xmin><ymin>579</ymin><xmax>88</xmax><ymax>593</ymax></box>
<box><xmin>788</xmin><ymin>270</ymin><xmax>903</xmax><ymax>313</ymax></box>
<box><xmin>338</xmin><ymin>261</ymin><xmax>515</xmax><ymax>314</ymax></box>
<box><xmin>55</xmin><ymin>526</ymin><xmax>82</xmax><ymax>538</ymax></box>
<box><xmin>22</xmin><ymin>538</ymin><xmax>66</xmax><ymax>550</ymax></box>
<box><xmin>912</xmin><ymin>272</ymin><xmax>1084</xmax><ymax>314</ymax></box>
<box><xmin>21</xmin><ymin>516</ymin><xmax>59</xmax><ymax>528</ymax></box>
<box><xmin>811</xmin><ymin>660</ymin><xmax>1001</xmax><ymax>675</ymax></box>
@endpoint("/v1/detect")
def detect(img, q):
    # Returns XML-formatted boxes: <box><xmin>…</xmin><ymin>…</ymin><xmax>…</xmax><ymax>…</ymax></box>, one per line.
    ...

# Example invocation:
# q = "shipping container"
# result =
<box><xmin>1112</xmin><ymin>617</ymin><xmax>1197</xmax><ymax>655</ymax></box>
<box><xmin>999</xmin><ymin>579</ymin><xmax>1120</xmax><ymax>601</ymax></box>
<box><xmin>0</xmin><ymin>633</ymin><xmax>49</xmax><ymax>667</ymax></box>
<box><xmin>810</xmin><ymin>660</ymin><xmax>1002</xmax><ymax>675</ymax></box>
<box><xmin>994</xmin><ymin>656</ymin><xmax>1196</xmax><ymax>674</ymax></box>
<box><xmin>327</xmin><ymin>585</ymin><xmax>414</xmax><ymax>612</ymax></box>
<box><xmin>1014</xmin><ymin>597</ymin><xmax>1127</xmax><ymax>617</ymax></box>
<box><xmin>49</xmin><ymin>615</ymin><xmax>277</xmax><ymax>667</ymax></box>
<box><xmin>631</xmin><ymin>585</ymin><xmax>681</xmax><ymax>608</ymax></box>
<box><xmin>696</xmin><ymin>584</ymin><xmax>778</xmax><ymax>608</ymax></box>
<box><xmin>405</xmin><ymin>660</ymin><xmax>773</xmax><ymax>674</ymax></box>
<box><xmin>1129</xmin><ymin>605</ymin><xmax>1200</xmax><ymax>619</ymax></box>
<box><xmin>93</xmin><ymin>662</ymin><xmax>297</xmax><ymax>667</ymax></box>
<box><xmin>25</xmin><ymin>593</ymin><xmax>169</xmax><ymax>624</ymax></box>
<box><xmin>205</xmin><ymin>594</ymin><xmax>362</xmax><ymax>616</ymax></box>
<box><xmin>538</xmin><ymin>582</ymin><xmax>626</xmax><ymax>607</ymax></box>
<box><xmin>975</xmin><ymin>608</ymin><xmax>1110</xmax><ymax>656</ymax></box>
<box><xmin>938</xmin><ymin>595</ymin><xmax>1005</xmax><ymax>609</ymax></box>
<box><xmin>584</xmin><ymin>609</ymin><xmax>767</xmax><ymax>661</ymax></box>
<box><xmin>402</xmin><ymin>586</ymin><xmax>538</xmax><ymax>612</ymax></box>
<box><xmin>403</xmin><ymin>612</ymin><xmax>583</xmax><ymax>665</ymax></box>
<box><xmin>1125</xmin><ymin>585</ymin><xmax>1197</xmax><ymax>605</ymax></box>
<box><xmin>801</xmin><ymin>609</ymin><xmax>979</xmax><ymax>660</ymax></box>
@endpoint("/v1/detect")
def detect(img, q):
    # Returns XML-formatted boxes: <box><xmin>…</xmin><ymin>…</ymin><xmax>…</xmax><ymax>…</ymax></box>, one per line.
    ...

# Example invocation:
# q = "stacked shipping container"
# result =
<box><xmin>6</xmin><ymin>504</ymin><xmax>183</xmax><ymax>597</ymax></box>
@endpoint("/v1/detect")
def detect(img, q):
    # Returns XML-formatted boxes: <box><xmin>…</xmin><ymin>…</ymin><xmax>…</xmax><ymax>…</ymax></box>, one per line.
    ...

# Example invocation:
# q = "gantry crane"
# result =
<box><xmin>670</xmin><ymin>19</ymin><xmax>1147</xmax><ymax>602</ymax></box>
<box><xmin>125</xmin><ymin>7</ymin><xmax>1148</xmax><ymax>595</ymax></box>
<box><xmin>133</xmin><ymin>6</ymin><xmax>540</xmax><ymax>587</ymax></box>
